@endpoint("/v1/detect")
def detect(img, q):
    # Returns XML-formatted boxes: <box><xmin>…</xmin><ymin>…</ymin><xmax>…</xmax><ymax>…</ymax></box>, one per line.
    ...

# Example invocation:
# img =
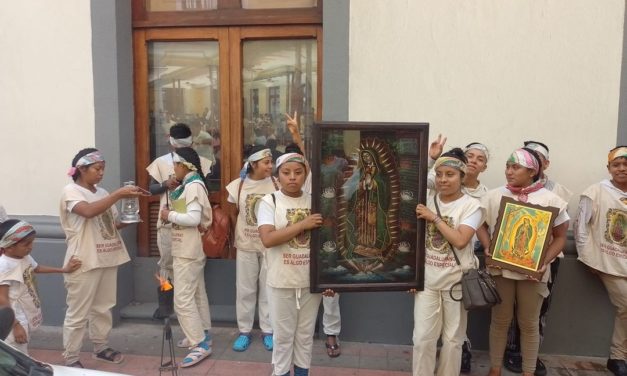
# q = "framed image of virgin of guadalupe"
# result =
<box><xmin>486</xmin><ymin>197</ymin><xmax>560</xmax><ymax>280</ymax></box>
<box><xmin>310</xmin><ymin>122</ymin><xmax>429</xmax><ymax>292</ymax></box>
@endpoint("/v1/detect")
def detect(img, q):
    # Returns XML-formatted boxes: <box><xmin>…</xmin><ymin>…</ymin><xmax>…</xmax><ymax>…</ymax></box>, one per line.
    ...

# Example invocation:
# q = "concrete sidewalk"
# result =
<box><xmin>28</xmin><ymin>322</ymin><xmax>613</xmax><ymax>375</ymax></box>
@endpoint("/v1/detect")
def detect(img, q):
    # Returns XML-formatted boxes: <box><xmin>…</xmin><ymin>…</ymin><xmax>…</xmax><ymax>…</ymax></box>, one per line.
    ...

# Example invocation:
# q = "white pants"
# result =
<box><xmin>600</xmin><ymin>273</ymin><xmax>627</xmax><ymax>360</ymax></box>
<box><xmin>268</xmin><ymin>286</ymin><xmax>322</xmax><ymax>376</ymax></box>
<box><xmin>157</xmin><ymin>227</ymin><xmax>173</xmax><ymax>281</ymax></box>
<box><xmin>63</xmin><ymin>267</ymin><xmax>117</xmax><ymax>364</ymax></box>
<box><xmin>173</xmin><ymin>255</ymin><xmax>212</xmax><ymax>346</ymax></box>
<box><xmin>412</xmin><ymin>286</ymin><xmax>467</xmax><ymax>376</ymax></box>
<box><xmin>236</xmin><ymin>249</ymin><xmax>271</xmax><ymax>334</ymax></box>
<box><xmin>322</xmin><ymin>294</ymin><xmax>341</xmax><ymax>336</ymax></box>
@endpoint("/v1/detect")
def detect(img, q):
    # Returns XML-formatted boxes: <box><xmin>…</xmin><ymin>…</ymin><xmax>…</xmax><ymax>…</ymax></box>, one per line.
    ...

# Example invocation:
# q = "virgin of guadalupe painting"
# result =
<box><xmin>605</xmin><ymin>208</ymin><xmax>627</xmax><ymax>247</ymax></box>
<box><xmin>486</xmin><ymin>197</ymin><xmax>559</xmax><ymax>280</ymax></box>
<box><xmin>310</xmin><ymin>122</ymin><xmax>429</xmax><ymax>292</ymax></box>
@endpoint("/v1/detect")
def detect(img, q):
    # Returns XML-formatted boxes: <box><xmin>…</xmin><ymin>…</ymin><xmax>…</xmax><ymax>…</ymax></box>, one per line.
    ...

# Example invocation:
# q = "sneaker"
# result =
<box><xmin>262</xmin><ymin>334</ymin><xmax>273</xmax><ymax>351</ymax></box>
<box><xmin>503</xmin><ymin>350</ymin><xmax>523</xmax><ymax>373</ymax></box>
<box><xmin>607</xmin><ymin>359</ymin><xmax>627</xmax><ymax>376</ymax></box>
<box><xmin>534</xmin><ymin>358</ymin><xmax>547</xmax><ymax>376</ymax></box>
<box><xmin>232</xmin><ymin>333</ymin><xmax>252</xmax><ymax>352</ymax></box>
<box><xmin>461</xmin><ymin>342</ymin><xmax>472</xmax><ymax>373</ymax></box>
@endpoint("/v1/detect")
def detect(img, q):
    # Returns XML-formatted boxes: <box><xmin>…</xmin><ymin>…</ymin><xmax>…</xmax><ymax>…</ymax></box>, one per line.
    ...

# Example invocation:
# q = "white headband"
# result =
<box><xmin>170</xmin><ymin>136</ymin><xmax>193</xmax><ymax>148</ymax></box>
<box><xmin>464</xmin><ymin>143</ymin><xmax>490</xmax><ymax>161</ymax></box>
<box><xmin>524</xmin><ymin>142</ymin><xmax>549</xmax><ymax>160</ymax></box>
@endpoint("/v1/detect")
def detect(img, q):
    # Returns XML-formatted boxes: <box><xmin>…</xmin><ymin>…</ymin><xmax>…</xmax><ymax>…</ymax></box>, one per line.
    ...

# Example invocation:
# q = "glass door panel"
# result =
<box><xmin>242</xmin><ymin>39</ymin><xmax>317</xmax><ymax>160</ymax></box>
<box><xmin>148</xmin><ymin>41</ymin><xmax>221</xmax><ymax>191</ymax></box>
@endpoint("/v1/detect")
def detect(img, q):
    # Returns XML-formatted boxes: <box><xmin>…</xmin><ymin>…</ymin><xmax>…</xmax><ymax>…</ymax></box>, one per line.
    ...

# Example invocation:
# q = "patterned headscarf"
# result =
<box><xmin>608</xmin><ymin>146</ymin><xmax>627</xmax><ymax>163</ymax></box>
<box><xmin>276</xmin><ymin>153</ymin><xmax>307</xmax><ymax>171</ymax></box>
<box><xmin>0</xmin><ymin>221</ymin><xmax>36</xmax><ymax>249</ymax></box>
<box><xmin>507</xmin><ymin>148</ymin><xmax>540</xmax><ymax>175</ymax></box>
<box><xmin>67</xmin><ymin>151</ymin><xmax>105</xmax><ymax>177</ymax></box>
<box><xmin>433</xmin><ymin>156</ymin><xmax>467</xmax><ymax>174</ymax></box>
<box><xmin>239</xmin><ymin>148</ymin><xmax>272</xmax><ymax>180</ymax></box>
<box><xmin>464</xmin><ymin>142</ymin><xmax>490</xmax><ymax>161</ymax></box>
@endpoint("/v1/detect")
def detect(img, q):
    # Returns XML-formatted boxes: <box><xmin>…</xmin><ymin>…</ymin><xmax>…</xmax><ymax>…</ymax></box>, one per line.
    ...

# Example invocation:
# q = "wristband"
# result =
<box><xmin>433</xmin><ymin>216</ymin><xmax>442</xmax><ymax>225</ymax></box>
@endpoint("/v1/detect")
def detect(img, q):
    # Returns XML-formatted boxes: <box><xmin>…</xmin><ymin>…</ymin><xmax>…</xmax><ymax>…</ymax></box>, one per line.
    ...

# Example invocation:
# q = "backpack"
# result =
<box><xmin>201</xmin><ymin>203</ymin><xmax>232</xmax><ymax>259</ymax></box>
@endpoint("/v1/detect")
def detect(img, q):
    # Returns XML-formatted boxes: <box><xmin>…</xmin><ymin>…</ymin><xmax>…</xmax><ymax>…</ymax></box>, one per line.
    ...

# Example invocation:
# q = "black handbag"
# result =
<box><xmin>433</xmin><ymin>195</ymin><xmax>501</xmax><ymax>310</ymax></box>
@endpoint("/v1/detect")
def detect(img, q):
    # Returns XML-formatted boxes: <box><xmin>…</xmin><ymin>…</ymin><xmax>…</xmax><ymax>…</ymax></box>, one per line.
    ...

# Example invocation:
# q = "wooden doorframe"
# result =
<box><xmin>133</xmin><ymin>25</ymin><xmax>322</xmax><ymax>256</ymax></box>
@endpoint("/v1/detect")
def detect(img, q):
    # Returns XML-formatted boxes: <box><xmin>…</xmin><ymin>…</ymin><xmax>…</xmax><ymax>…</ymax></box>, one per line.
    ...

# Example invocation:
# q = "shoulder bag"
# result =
<box><xmin>433</xmin><ymin>195</ymin><xmax>501</xmax><ymax>310</ymax></box>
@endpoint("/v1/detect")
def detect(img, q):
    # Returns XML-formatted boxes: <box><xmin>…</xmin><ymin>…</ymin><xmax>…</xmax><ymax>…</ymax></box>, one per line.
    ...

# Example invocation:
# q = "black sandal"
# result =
<box><xmin>92</xmin><ymin>347</ymin><xmax>124</xmax><ymax>364</ymax></box>
<box><xmin>325</xmin><ymin>335</ymin><xmax>341</xmax><ymax>358</ymax></box>
<box><xmin>66</xmin><ymin>361</ymin><xmax>84</xmax><ymax>368</ymax></box>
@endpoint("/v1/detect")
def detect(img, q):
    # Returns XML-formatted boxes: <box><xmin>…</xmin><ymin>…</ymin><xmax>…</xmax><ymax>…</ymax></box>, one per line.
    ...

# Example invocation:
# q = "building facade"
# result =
<box><xmin>1</xmin><ymin>0</ymin><xmax>625</xmax><ymax>356</ymax></box>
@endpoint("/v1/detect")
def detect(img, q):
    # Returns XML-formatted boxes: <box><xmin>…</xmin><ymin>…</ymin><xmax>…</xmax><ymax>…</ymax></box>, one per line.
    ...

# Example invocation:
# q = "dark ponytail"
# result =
<box><xmin>175</xmin><ymin>147</ymin><xmax>204</xmax><ymax>179</ymax></box>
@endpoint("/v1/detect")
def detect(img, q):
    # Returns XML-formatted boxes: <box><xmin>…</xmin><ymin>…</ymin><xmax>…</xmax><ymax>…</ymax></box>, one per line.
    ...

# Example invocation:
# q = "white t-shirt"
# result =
<box><xmin>226</xmin><ymin>176</ymin><xmax>279</xmax><ymax>252</ymax></box>
<box><xmin>146</xmin><ymin>153</ymin><xmax>213</xmax><ymax>228</ymax></box>
<box><xmin>424</xmin><ymin>191</ymin><xmax>485</xmax><ymax>290</ymax></box>
<box><xmin>59</xmin><ymin>183</ymin><xmax>130</xmax><ymax>272</ymax></box>
<box><xmin>575</xmin><ymin>180</ymin><xmax>627</xmax><ymax>277</ymax></box>
<box><xmin>0</xmin><ymin>255</ymin><xmax>42</xmax><ymax>330</ymax></box>
<box><xmin>482</xmin><ymin>186</ymin><xmax>569</xmax><ymax>282</ymax></box>
<box><xmin>170</xmin><ymin>181</ymin><xmax>212</xmax><ymax>259</ymax></box>
<box><xmin>257</xmin><ymin>190</ymin><xmax>312</xmax><ymax>288</ymax></box>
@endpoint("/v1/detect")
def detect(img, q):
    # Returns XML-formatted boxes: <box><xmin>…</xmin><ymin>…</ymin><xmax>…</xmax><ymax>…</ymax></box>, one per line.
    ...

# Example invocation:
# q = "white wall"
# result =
<box><xmin>348</xmin><ymin>0</ymin><xmax>624</xmax><ymax>214</ymax></box>
<box><xmin>0</xmin><ymin>0</ymin><xmax>95</xmax><ymax>215</ymax></box>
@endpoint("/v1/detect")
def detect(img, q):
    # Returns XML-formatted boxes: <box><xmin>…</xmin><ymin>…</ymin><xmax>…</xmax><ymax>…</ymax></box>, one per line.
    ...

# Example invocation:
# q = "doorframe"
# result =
<box><xmin>132</xmin><ymin>25</ymin><xmax>322</xmax><ymax>256</ymax></box>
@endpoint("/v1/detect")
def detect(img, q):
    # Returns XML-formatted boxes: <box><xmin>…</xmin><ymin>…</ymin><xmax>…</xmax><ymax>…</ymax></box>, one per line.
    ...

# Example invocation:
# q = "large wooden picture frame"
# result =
<box><xmin>310</xmin><ymin>122</ymin><xmax>429</xmax><ymax>292</ymax></box>
<box><xmin>486</xmin><ymin>197</ymin><xmax>559</xmax><ymax>280</ymax></box>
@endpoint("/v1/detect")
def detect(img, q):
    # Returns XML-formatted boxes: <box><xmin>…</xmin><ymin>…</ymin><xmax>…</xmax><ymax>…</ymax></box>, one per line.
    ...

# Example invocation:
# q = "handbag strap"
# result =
<box><xmin>433</xmin><ymin>194</ymin><xmax>461</xmax><ymax>266</ymax></box>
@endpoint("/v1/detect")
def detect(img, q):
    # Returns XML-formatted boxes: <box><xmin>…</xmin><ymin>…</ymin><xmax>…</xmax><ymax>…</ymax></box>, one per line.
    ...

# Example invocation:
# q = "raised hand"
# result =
<box><xmin>285</xmin><ymin>111</ymin><xmax>299</xmax><ymax>137</ymax></box>
<box><xmin>429</xmin><ymin>134</ymin><xmax>447</xmax><ymax>160</ymax></box>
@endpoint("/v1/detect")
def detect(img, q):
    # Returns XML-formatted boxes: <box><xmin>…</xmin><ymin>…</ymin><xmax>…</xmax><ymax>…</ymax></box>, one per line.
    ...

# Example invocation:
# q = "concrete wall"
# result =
<box><xmin>348</xmin><ymin>0</ymin><xmax>625</xmax><ymax>218</ymax></box>
<box><xmin>0</xmin><ymin>0</ymin><xmax>95</xmax><ymax>216</ymax></box>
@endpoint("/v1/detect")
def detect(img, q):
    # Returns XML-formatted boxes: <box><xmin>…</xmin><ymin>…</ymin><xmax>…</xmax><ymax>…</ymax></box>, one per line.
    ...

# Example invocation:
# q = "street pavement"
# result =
<box><xmin>28</xmin><ymin>322</ymin><xmax>614</xmax><ymax>375</ymax></box>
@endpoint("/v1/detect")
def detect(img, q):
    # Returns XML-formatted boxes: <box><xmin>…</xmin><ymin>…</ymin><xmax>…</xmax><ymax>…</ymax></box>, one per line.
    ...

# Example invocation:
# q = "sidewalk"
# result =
<box><xmin>28</xmin><ymin>322</ymin><xmax>613</xmax><ymax>375</ymax></box>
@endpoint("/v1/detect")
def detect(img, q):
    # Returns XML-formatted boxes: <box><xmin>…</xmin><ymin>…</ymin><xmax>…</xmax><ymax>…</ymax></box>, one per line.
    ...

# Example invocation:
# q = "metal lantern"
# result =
<box><xmin>120</xmin><ymin>181</ymin><xmax>141</xmax><ymax>223</ymax></box>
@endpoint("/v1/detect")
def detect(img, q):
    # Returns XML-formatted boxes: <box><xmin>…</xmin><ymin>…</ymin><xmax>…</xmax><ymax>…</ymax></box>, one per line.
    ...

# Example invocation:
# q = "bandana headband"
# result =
<box><xmin>608</xmin><ymin>147</ymin><xmax>627</xmax><ymax>163</ymax></box>
<box><xmin>524</xmin><ymin>142</ymin><xmax>549</xmax><ymax>161</ymax></box>
<box><xmin>170</xmin><ymin>136</ymin><xmax>193</xmax><ymax>148</ymax></box>
<box><xmin>173</xmin><ymin>153</ymin><xmax>197</xmax><ymax>172</ymax></box>
<box><xmin>67</xmin><ymin>151</ymin><xmax>105</xmax><ymax>177</ymax></box>
<box><xmin>464</xmin><ymin>143</ymin><xmax>490</xmax><ymax>161</ymax></box>
<box><xmin>0</xmin><ymin>221</ymin><xmax>35</xmax><ymax>249</ymax></box>
<box><xmin>276</xmin><ymin>153</ymin><xmax>306</xmax><ymax>170</ymax></box>
<box><xmin>433</xmin><ymin>156</ymin><xmax>467</xmax><ymax>174</ymax></box>
<box><xmin>240</xmin><ymin>149</ymin><xmax>273</xmax><ymax>179</ymax></box>
<box><xmin>507</xmin><ymin>148</ymin><xmax>540</xmax><ymax>174</ymax></box>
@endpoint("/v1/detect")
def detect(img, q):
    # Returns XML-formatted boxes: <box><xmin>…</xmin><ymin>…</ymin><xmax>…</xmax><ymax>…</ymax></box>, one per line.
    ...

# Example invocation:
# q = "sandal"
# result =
<box><xmin>180</xmin><ymin>344</ymin><xmax>211</xmax><ymax>368</ymax></box>
<box><xmin>92</xmin><ymin>348</ymin><xmax>124</xmax><ymax>364</ymax></box>
<box><xmin>177</xmin><ymin>331</ymin><xmax>212</xmax><ymax>348</ymax></box>
<box><xmin>325</xmin><ymin>335</ymin><xmax>341</xmax><ymax>358</ymax></box>
<box><xmin>66</xmin><ymin>360</ymin><xmax>84</xmax><ymax>368</ymax></box>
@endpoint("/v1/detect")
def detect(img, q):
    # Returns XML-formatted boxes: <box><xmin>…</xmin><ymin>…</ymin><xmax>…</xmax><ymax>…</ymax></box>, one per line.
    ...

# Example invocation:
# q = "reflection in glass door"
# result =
<box><xmin>242</xmin><ymin>39</ymin><xmax>317</xmax><ymax>159</ymax></box>
<box><xmin>148</xmin><ymin>41</ymin><xmax>221</xmax><ymax>191</ymax></box>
